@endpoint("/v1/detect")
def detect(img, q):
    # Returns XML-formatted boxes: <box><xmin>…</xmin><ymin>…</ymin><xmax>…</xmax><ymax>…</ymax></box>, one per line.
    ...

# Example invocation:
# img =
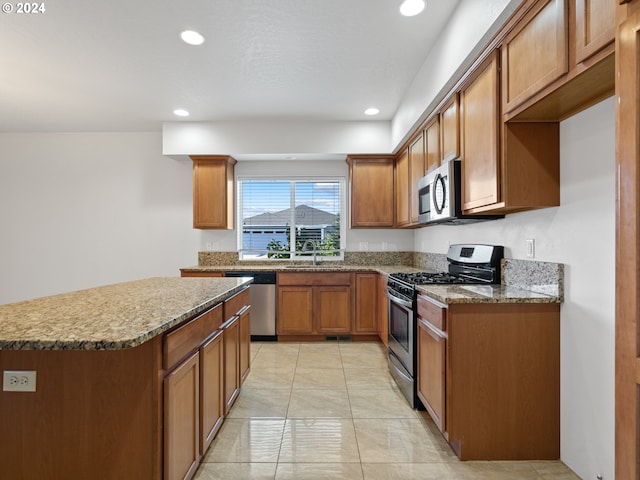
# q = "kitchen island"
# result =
<box><xmin>0</xmin><ymin>277</ymin><xmax>252</xmax><ymax>479</ymax></box>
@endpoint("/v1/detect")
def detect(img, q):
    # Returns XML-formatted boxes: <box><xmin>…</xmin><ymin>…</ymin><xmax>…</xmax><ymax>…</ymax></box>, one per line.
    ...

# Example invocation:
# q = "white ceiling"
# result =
<box><xmin>0</xmin><ymin>0</ymin><xmax>461</xmax><ymax>132</ymax></box>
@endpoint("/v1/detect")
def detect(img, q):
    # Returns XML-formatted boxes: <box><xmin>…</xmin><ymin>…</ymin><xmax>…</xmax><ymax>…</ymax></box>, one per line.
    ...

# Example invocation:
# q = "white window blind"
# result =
<box><xmin>238</xmin><ymin>178</ymin><xmax>344</xmax><ymax>260</ymax></box>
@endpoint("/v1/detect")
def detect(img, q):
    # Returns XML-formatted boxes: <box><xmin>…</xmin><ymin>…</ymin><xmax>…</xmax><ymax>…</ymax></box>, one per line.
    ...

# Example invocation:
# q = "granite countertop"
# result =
<box><xmin>0</xmin><ymin>277</ymin><xmax>252</xmax><ymax>351</ymax></box>
<box><xmin>180</xmin><ymin>264</ymin><xmax>423</xmax><ymax>275</ymax></box>
<box><xmin>417</xmin><ymin>284</ymin><xmax>562</xmax><ymax>304</ymax></box>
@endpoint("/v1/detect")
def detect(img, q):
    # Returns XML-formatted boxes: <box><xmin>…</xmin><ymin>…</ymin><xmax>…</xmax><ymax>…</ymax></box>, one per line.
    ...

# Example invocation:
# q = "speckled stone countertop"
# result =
<box><xmin>182</xmin><ymin>251</ymin><xmax>564</xmax><ymax>304</ymax></box>
<box><xmin>416</xmin><ymin>284</ymin><xmax>562</xmax><ymax>304</ymax></box>
<box><xmin>0</xmin><ymin>277</ymin><xmax>252</xmax><ymax>351</ymax></box>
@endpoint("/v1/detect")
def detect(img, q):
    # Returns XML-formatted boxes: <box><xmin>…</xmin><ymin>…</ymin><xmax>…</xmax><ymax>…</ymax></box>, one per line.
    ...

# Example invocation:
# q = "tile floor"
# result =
<box><xmin>194</xmin><ymin>341</ymin><xmax>580</xmax><ymax>480</ymax></box>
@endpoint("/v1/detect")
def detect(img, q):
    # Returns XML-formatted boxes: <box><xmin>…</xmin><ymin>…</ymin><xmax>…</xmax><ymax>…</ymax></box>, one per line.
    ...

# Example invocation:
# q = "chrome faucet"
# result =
<box><xmin>301</xmin><ymin>240</ymin><xmax>318</xmax><ymax>265</ymax></box>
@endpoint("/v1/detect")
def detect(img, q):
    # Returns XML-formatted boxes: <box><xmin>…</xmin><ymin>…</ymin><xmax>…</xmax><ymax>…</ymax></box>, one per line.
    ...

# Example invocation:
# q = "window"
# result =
<box><xmin>238</xmin><ymin>177</ymin><xmax>345</xmax><ymax>260</ymax></box>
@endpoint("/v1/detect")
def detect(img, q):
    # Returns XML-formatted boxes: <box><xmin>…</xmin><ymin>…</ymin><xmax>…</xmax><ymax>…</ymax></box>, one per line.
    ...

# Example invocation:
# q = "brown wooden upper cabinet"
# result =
<box><xmin>408</xmin><ymin>133</ymin><xmax>426</xmax><ymax>225</ymax></box>
<box><xmin>425</xmin><ymin>116</ymin><xmax>440</xmax><ymax>173</ymax></box>
<box><xmin>395</xmin><ymin>149</ymin><xmax>410</xmax><ymax>227</ymax></box>
<box><xmin>440</xmin><ymin>95</ymin><xmax>460</xmax><ymax>163</ymax></box>
<box><xmin>346</xmin><ymin>155</ymin><xmax>395</xmax><ymax>228</ymax></box>
<box><xmin>502</xmin><ymin>0</ymin><xmax>569</xmax><ymax>114</ymax></box>
<box><xmin>461</xmin><ymin>49</ymin><xmax>560</xmax><ymax>215</ymax></box>
<box><xmin>191</xmin><ymin>155</ymin><xmax>236</xmax><ymax>230</ymax></box>
<box><xmin>460</xmin><ymin>52</ymin><xmax>501</xmax><ymax>212</ymax></box>
<box><xmin>502</xmin><ymin>0</ymin><xmax>614</xmax><ymax>118</ymax></box>
<box><xmin>574</xmin><ymin>0</ymin><xmax>615</xmax><ymax>64</ymax></box>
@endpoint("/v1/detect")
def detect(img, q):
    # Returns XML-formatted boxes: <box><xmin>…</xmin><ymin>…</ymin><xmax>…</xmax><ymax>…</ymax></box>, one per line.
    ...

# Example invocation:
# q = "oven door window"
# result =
<box><xmin>390</xmin><ymin>301</ymin><xmax>410</xmax><ymax>353</ymax></box>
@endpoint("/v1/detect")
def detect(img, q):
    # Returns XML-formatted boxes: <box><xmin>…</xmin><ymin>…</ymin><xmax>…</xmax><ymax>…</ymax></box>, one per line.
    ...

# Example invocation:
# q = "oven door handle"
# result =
<box><xmin>386</xmin><ymin>291</ymin><xmax>413</xmax><ymax>309</ymax></box>
<box><xmin>388</xmin><ymin>354</ymin><xmax>413</xmax><ymax>383</ymax></box>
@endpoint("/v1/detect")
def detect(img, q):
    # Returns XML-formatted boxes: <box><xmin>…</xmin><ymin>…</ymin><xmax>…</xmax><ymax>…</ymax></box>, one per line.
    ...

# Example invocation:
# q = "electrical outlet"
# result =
<box><xmin>526</xmin><ymin>239</ymin><xmax>535</xmax><ymax>258</ymax></box>
<box><xmin>3</xmin><ymin>370</ymin><xmax>37</xmax><ymax>392</ymax></box>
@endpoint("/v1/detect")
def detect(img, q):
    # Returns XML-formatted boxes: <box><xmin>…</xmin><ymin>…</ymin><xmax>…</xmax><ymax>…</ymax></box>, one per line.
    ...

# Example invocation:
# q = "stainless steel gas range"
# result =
<box><xmin>387</xmin><ymin>244</ymin><xmax>504</xmax><ymax>408</ymax></box>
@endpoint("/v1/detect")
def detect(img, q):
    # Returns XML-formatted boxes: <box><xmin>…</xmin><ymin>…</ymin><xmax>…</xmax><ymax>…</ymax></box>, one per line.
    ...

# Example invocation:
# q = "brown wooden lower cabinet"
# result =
<box><xmin>199</xmin><ymin>330</ymin><xmax>224</xmax><ymax>455</ymax></box>
<box><xmin>0</xmin><ymin>289</ymin><xmax>251</xmax><ymax>480</ymax></box>
<box><xmin>276</xmin><ymin>272</ymin><xmax>383</xmax><ymax>340</ymax></box>
<box><xmin>277</xmin><ymin>273</ymin><xmax>352</xmax><ymax>338</ymax></box>
<box><xmin>417</xmin><ymin>295</ymin><xmax>560</xmax><ymax>460</ymax></box>
<box><xmin>223</xmin><ymin>315</ymin><xmax>240</xmax><ymax>414</ymax></box>
<box><xmin>164</xmin><ymin>351</ymin><xmax>200</xmax><ymax>480</ymax></box>
<box><xmin>239</xmin><ymin>306</ymin><xmax>251</xmax><ymax>383</ymax></box>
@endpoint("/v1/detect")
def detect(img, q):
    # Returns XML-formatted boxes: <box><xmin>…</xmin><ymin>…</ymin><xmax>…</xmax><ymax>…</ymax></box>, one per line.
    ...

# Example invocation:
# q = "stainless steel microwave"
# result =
<box><xmin>417</xmin><ymin>159</ymin><xmax>504</xmax><ymax>225</ymax></box>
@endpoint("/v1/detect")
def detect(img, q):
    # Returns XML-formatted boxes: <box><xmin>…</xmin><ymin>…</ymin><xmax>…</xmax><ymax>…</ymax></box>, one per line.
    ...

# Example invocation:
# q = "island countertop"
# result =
<box><xmin>0</xmin><ymin>277</ymin><xmax>252</xmax><ymax>351</ymax></box>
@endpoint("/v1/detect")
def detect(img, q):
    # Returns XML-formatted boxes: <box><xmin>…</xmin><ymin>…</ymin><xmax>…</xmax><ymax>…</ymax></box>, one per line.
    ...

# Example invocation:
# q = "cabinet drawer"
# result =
<box><xmin>164</xmin><ymin>305</ymin><xmax>220</xmax><ymax>370</ymax></box>
<box><xmin>278</xmin><ymin>272</ymin><xmax>352</xmax><ymax>286</ymax></box>
<box><xmin>417</xmin><ymin>295</ymin><xmax>447</xmax><ymax>331</ymax></box>
<box><xmin>224</xmin><ymin>288</ymin><xmax>250</xmax><ymax>322</ymax></box>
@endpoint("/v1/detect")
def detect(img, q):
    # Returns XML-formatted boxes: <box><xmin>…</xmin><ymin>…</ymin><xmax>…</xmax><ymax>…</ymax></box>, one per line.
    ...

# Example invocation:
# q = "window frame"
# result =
<box><xmin>237</xmin><ymin>175</ymin><xmax>347</xmax><ymax>262</ymax></box>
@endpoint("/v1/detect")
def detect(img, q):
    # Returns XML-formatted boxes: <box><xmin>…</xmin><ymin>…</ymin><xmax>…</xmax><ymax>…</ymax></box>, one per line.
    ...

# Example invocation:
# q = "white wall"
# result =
<box><xmin>0</xmin><ymin>132</ymin><xmax>199</xmax><ymax>304</ymax></box>
<box><xmin>162</xmin><ymin>119</ymin><xmax>392</xmax><ymax>159</ymax></box>
<box><xmin>415</xmin><ymin>97</ymin><xmax>615</xmax><ymax>480</ymax></box>
<box><xmin>199</xmin><ymin>159</ymin><xmax>414</xmax><ymax>253</ymax></box>
<box><xmin>391</xmin><ymin>0</ymin><xmax>522</xmax><ymax>148</ymax></box>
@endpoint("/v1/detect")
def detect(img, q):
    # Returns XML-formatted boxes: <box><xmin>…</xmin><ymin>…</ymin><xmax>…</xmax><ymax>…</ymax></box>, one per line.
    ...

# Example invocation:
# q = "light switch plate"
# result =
<box><xmin>526</xmin><ymin>239</ymin><xmax>535</xmax><ymax>258</ymax></box>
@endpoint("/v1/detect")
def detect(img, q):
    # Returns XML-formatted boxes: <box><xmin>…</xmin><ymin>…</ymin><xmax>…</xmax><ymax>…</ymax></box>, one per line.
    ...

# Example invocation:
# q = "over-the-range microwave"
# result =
<box><xmin>417</xmin><ymin>159</ymin><xmax>504</xmax><ymax>225</ymax></box>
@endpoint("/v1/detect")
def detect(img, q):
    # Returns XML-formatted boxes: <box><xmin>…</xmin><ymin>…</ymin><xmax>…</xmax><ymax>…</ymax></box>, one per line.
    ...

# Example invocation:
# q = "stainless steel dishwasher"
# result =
<box><xmin>224</xmin><ymin>271</ymin><xmax>277</xmax><ymax>341</ymax></box>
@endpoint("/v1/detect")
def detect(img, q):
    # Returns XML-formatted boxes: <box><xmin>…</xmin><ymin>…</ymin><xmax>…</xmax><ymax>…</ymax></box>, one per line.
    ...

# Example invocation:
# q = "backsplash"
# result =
<box><xmin>502</xmin><ymin>259</ymin><xmax>564</xmax><ymax>301</ymax></box>
<box><xmin>195</xmin><ymin>251</ymin><xmax>564</xmax><ymax>300</ymax></box>
<box><xmin>197</xmin><ymin>251</ymin><xmax>415</xmax><ymax>267</ymax></box>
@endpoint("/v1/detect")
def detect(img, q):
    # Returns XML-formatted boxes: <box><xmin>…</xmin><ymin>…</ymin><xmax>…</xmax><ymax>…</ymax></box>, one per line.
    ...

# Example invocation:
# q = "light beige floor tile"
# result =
<box><xmin>349</xmin><ymin>387</ymin><xmax>418</xmax><ymax>419</ymax></box>
<box><xmin>252</xmin><ymin>349</ymin><xmax>299</xmax><ymax>369</ymax></box>
<box><xmin>528</xmin><ymin>461</ymin><xmax>582</xmax><ymax>479</ymax></box>
<box><xmin>297</xmin><ymin>351</ymin><xmax>343</xmax><ymax>369</ymax></box>
<box><xmin>299</xmin><ymin>342</ymin><xmax>341</xmax><ymax>355</ymax></box>
<box><xmin>338</xmin><ymin>341</ymin><xmax>386</xmax><ymax>354</ymax></box>
<box><xmin>279</xmin><ymin>418</ymin><xmax>361</xmax><ymax>463</ymax></box>
<box><xmin>226</xmin><ymin>387</ymin><xmax>291</xmax><ymax>418</ymax></box>
<box><xmin>250</xmin><ymin>342</ymin><xmax>263</xmax><ymax>362</ymax></box>
<box><xmin>288</xmin><ymin>388</ymin><xmax>352</xmax><ymax>418</ymax></box>
<box><xmin>340</xmin><ymin>351</ymin><xmax>389</xmax><ymax>369</ymax></box>
<box><xmin>194</xmin><ymin>462</ymin><xmax>277</xmax><ymax>480</ymax></box>
<box><xmin>275</xmin><ymin>462</ymin><xmax>364</xmax><ymax>480</ymax></box>
<box><xmin>354</xmin><ymin>418</ymin><xmax>441</xmax><ymax>463</ymax></box>
<box><xmin>202</xmin><ymin>418</ymin><xmax>285</xmax><ymax>463</ymax></box>
<box><xmin>344</xmin><ymin>367</ymin><xmax>396</xmax><ymax>389</ymax></box>
<box><xmin>361</xmin><ymin>463</ymin><xmax>453</xmax><ymax>479</ymax></box>
<box><xmin>243</xmin><ymin>367</ymin><xmax>296</xmax><ymax>389</ymax></box>
<box><xmin>447</xmin><ymin>461</ymin><xmax>541</xmax><ymax>479</ymax></box>
<box><xmin>293</xmin><ymin>367</ymin><xmax>346</xmax><ymax>389</ymax></box>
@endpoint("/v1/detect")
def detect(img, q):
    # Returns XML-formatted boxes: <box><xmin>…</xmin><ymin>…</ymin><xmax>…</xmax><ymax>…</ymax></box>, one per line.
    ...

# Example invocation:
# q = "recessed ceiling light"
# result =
<box><xmin>399</xmin><ymin>0</ymin><xmax>425</xmax><ymax>17</ymax></box>
<box><xmin>364</xmin><ymin>107</ymin><xmax>380</xmax><ymax>116</ymax></box>
<box><xmin>180</xmin><ymin>30</ymin><xmax>205</xmax><ymax>45</ymax></box>
<box><xmin>173</xmin><ymin>109</ymin><xmax>190</xmax><ymax>117</ymax></box>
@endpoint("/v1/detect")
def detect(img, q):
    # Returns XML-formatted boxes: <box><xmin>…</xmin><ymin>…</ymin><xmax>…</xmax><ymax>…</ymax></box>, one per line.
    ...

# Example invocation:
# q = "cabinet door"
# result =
<box><xmin>378</xmin><ymin>274</ymin><xmax>389</xmax><ymax>346</ymax></box>
<box><xmin>200</xmin><ymin>331</ymin><xmax>224</xmax><ymax>455</ymax></box>
<box><xmin>316</xmin><ymin>286</ymin><xmax>351</xmax><ymax>334</ymax></box>
<box><xmin>574</xmin><ymin>0</ymin><xmax>614</xmax><ymax>64</ymax></box>
<box><xmin>409</xmin><ymin>133</ymin><xmax>426</xmax><ymax>225</ymax></box>
<box><xmin>277</xmin><ymin>286</ymin><xmax>313</xmax><ymax>334</ymax></box>
<box><xmin>502</xmin><ymin>0</ymin><xmax>568</xmax><ymax>113</ymax></box>
<box><xmin>440</xmin><ymin>96</ymin><xmax>459</xmax><ymax>163</ymax></box>
<box><xmin>354</xmin><ymin>273</ymin><xmax>378</xmax><ymax>333</ymax></box>
<box><xmin>417</xmin><ymin>318</ymin><xmax>446</xmax><ymax>433</ymax></box>
<box><xmin>223</xmin><ymin>317</ymin><xmax>240</xmax><ymax>414</ymax></box>
<box><xmin>239</xmin><ymin>306</ymin><xmax>251</xmax><ymax>384</ymax></box>
<box><xmin>460</xmin><ymin>52</ymin><xmax>500</xmax><ymax>212</ymax></box>
<box><xmin>164</xmin><ymin>352</ymin><xmax>200</xmax><ymax>480</ymax></box>
<box><xmin>192</xmin><ymin>156</ymin><xmax>236</xmax><ymax>230</ymax></box>
<box><xmin>425</xmin><ymin>116</ymin><xmax>440</xmax><ymax>173</ymax></box>
<box><xmin>395</xmin><ymin>149</ymin><xmax>410</xmax><ymax>227</ymax></box>
<box><xmin>347</xmin><ymin>157</ymin><xmax>395</xmax><ymax>227</ymax></box>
